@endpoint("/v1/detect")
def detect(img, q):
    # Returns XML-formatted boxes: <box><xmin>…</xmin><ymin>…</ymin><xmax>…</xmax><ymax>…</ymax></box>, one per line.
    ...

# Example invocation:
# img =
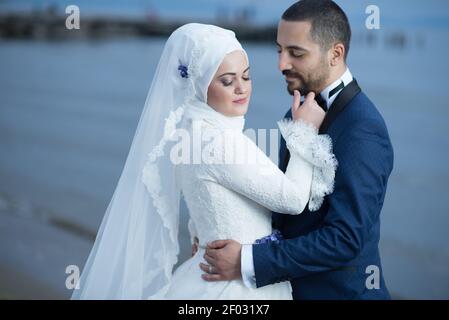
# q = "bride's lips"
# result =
<box><xmin>233</xmin><ymin>98</ymin><xmax>248</xmax><ymax>105</ymax></box>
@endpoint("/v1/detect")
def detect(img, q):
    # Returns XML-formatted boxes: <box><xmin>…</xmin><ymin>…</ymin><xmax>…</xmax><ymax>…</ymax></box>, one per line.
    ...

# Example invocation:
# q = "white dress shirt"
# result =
<box><xmin>240</xmin><ymin>68</ymin><xmax>353</xmax><ymax>288</ymax></box>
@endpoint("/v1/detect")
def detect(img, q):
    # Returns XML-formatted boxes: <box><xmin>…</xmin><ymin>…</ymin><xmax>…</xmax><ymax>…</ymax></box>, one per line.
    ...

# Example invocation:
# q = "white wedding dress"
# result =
<box><xmin>157</xmin><ymin>111</ymin><xmax>336</xmax><ymax>300</ymax></box>
<box><xmin>72</xmin><ymin>24</ymin><xmax>336</xmax><ymax>300</ymax></box>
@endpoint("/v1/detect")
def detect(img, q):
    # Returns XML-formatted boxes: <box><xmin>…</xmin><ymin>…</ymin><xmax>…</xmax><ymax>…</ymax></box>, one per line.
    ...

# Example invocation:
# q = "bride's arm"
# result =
<box><xmin>205</xmin><ymin>119</ymin><xmax>337</xmax><ymax>215</ymax></box>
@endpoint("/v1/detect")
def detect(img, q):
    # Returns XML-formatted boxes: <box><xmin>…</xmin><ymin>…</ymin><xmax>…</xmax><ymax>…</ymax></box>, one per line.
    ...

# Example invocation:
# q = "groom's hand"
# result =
<box><xmin>199</xmin><ymin>240</ymin><xmax>242</xmax><ymax>282</ymax></box>
<box><xmin>291</xmin><ymin>90</ymin><xmax>325</xmax><ymax>129</ymax></box>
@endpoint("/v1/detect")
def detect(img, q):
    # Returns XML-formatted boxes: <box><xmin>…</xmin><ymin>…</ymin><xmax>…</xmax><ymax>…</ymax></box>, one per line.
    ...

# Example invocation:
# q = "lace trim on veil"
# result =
<box><xmin>140</xmin><ymin>106</ymin><xmax>184</xmax><ymax>298</ymax></box>
<box><xmin>140</xmin><ymin>33</ymin><xmax>210</xmax><ymax>299</ymax></box>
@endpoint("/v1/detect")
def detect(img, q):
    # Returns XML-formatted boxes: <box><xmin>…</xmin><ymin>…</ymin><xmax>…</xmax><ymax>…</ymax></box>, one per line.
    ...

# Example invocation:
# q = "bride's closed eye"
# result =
<box><xmin>221</xmin><ymin>75</ymin><xmax>251</xmax><ymax>87</ymax></box>
<box><xmin>221</xmin><ymin>78</ymin><xmax>233</xmax><ymax>86</ymax></box>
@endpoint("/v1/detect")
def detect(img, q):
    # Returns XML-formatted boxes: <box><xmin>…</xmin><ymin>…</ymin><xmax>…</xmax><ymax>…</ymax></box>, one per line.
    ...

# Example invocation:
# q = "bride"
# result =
<box><xmin>71</xmin><ymin>23</ymin><xmax>337</xmax><ymax>300</ymax></box>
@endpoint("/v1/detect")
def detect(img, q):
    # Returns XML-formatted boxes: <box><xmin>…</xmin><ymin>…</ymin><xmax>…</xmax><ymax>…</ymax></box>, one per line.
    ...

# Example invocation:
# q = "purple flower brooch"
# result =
<box><xmin>178</xmin><ymin>62</ymin><xmax>189</xmax><ymax>79</ymax></box>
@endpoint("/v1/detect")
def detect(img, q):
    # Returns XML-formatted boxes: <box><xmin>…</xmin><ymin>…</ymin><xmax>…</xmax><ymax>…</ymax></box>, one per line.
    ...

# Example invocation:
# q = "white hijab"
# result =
<box><xmin>72</xmin><ymin>23</ymin><xmax>247</xmax><ymax>299</ymax></box>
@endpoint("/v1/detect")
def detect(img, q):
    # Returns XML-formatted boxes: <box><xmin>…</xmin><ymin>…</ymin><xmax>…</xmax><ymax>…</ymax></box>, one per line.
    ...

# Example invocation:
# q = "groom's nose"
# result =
<box><xmin>278</xmin><ymin>52</ymin><xmax>293</xmax><ymax>72</ymax></box>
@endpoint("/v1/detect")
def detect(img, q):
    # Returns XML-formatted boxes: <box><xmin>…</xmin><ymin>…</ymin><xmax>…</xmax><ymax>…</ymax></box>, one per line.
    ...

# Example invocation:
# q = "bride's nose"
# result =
<box><xmin>234</xmin><ymin>81</ymin><xmax>248</xmax><ymax>95</ymax></box>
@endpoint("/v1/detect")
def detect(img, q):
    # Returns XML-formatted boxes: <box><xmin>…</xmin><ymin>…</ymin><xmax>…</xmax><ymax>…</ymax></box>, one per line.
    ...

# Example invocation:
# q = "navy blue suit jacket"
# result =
<box><xmin>252</xmin><ymin>81</ymin><xmax>394</xmax><ymax>299</ymax></box>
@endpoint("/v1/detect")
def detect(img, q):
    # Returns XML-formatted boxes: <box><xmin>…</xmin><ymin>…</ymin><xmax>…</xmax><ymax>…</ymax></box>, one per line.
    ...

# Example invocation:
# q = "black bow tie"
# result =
<box><xmin>315</xmin><ymin>94</ymin><xmax>328</xmax><ymax>112</ymax></box>
<box><xmin>315</xmin><ymin>81</ymin><xmax>345</xmax><ymax>112</ymax></box>
<box><xmin>329</xmin><ymin>81</ymin><xmax>345</xmax><ymax>99</ymax></box>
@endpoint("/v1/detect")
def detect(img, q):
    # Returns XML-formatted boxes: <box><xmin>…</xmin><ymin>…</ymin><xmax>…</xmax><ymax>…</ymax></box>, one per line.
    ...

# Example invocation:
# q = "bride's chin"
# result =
<box><xmin>233</xmin><ymin>105</ymin><xmax>248</xmax><ymax>116</ymax></box>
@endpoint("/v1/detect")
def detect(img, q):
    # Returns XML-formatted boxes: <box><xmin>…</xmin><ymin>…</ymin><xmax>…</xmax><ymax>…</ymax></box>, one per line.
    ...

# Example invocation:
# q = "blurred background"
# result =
<box><xmin>0</xmin><ymin>0</ymin><xmax>448</xmax><ymax>299</ymax></box>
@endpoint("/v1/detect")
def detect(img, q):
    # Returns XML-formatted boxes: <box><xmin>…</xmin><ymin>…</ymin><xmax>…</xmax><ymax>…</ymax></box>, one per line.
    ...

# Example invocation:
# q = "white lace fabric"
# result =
<box><xmin>162</xmin><ymin>116</ymin><xmax>336</xmax><ymax>300</ymax></box>
<box><xmin>183</xmin><ymin>118</ymin><xmax>337</xmax><ymax>247</ymax></box>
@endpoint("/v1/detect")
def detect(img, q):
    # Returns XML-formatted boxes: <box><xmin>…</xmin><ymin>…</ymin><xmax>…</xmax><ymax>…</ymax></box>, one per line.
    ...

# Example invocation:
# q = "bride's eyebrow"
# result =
<box><xmin>218</xmin><ymin>67</ymin><xmax>250</xmax><ymax>78</ymax></box>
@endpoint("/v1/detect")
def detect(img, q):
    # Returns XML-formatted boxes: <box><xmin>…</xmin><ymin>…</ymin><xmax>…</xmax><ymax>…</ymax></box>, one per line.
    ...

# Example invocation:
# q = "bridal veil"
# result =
<box><xmin>72</xmin><ymin>23</ymin><xmax>246</xmax><ymax>299</ymax></box>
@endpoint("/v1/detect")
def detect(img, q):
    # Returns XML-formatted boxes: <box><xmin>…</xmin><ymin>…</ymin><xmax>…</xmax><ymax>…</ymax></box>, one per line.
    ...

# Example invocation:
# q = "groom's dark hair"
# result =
<box><xmin>282</xmin><ymin>0</ymin><xmax>351</xmax><ymax>61</ymax></box>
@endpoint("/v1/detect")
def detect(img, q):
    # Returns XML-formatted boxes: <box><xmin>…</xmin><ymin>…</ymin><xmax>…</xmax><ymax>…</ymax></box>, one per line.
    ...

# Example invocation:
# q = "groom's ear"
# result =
<box><xmin>329</xmin><ymin>42</ymin><xmax>346</xmax><ymax>67</ymax></box>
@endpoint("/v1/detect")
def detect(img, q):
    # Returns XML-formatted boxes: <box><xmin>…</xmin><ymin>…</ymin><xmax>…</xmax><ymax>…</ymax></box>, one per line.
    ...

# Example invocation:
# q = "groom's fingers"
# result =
<box><xmin>291</xmin><ymin>90</ymin><xmax>301</xmax><ymax>112</ymax></box>
<box><xmin>199</xmin><ymin>262</ymin><xmax>213</xmax><ymax>273</ymax></box>
<box><xmin>303</xmin><ymin>91</ymin><xmax>315</xmax><ymax>104</ymax></box>
<box><xmin>199</xmin><ymin>263</ymin><xmax>224</xmax><ymax>282</ymax></box>
<box><xmin>207</xmin><ymin>240</ymin><xmax>229</xmax><ymax>249</ymax></box>
<box><xmin>201</xmin><ymin>273</ymin><xmax>223</xmax><ymax>282</ymax></box>
<box><xmin>205</xmin><ymin>248</ymin><xmax>218</xmax><ymax>260</ymax></box>
<box><xmin>203</xmin><ymin>254</ymin><xmax>216</xmax><ymax>266</ymax></box>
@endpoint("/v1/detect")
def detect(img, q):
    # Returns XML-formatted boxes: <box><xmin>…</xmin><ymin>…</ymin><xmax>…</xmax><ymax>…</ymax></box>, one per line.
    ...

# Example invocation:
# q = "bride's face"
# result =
<box><xmin>207</xmin><ymin>50</ymin><xmax>252</xmax><ymax>117</ymax></box>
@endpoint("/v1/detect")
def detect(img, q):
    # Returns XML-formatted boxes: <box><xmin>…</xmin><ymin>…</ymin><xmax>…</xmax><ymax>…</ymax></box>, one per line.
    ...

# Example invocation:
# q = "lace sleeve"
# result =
<box><xmin>204</xmin><ymin>120</ymin><xmax>337</xmax><ymax>215</ymax></box>
<box><xmin>277</xmin><ymin>119</ymin><xmax>338</xmax><ymax>211</ymax></box>
<box><xmin>204</xmin><ymin>127</ymin><xmax>312</xmax><ymax>215</ymax></box>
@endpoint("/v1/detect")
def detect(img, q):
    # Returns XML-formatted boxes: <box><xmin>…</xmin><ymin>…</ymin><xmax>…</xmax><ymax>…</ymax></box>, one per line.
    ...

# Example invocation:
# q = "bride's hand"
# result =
<box><xmin>291</xmin><ymin>90</ymin><xmax>326</xmax><ymax>129</ymax></box>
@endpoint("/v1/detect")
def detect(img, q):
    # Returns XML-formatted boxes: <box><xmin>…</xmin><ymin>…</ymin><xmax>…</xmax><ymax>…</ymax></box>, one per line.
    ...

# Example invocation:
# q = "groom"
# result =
<box><xmin>199</xmin><ymin>0</ymin><xmax>393</xmax><ymax>299</ymax></box>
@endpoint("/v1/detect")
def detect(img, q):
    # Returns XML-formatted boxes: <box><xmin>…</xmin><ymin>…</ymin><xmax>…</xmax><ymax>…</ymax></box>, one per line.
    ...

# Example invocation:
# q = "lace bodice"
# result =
<box><xmin>179</xmin><ymin>118</ymin><xmax>337</xmax><ymax>247</ymax></box>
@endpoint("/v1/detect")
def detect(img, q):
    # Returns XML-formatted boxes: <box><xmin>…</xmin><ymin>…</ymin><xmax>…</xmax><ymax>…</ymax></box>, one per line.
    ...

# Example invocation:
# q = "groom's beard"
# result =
<box><xmin>283</xmin><ymin>60</ymin><xmax>330</xmax><ymax>96</ymax></box>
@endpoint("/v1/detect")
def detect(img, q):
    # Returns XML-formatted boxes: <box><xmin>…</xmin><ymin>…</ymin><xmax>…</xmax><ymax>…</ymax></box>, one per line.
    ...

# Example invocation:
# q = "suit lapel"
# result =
<box><xmin>281</xmin><ymin>79</ymin><xmax>361</xmax><ymax>171</ymax></box>
<box><xmin>319</xmin><ymin>79</ymin><xmax>361</xmax><ymax>134</ymax></box>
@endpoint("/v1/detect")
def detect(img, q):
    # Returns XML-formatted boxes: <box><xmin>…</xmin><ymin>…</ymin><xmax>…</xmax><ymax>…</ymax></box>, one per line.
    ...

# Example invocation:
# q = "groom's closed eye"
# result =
<box><xmin>282</xmin><ymin>49</ymin><xmax>306</xmax><ymax>58</ymax></box>
<box><xmin>276</xmin><ymin>43</ymin><xmax>308</xmax><ymax>58</ymax></box>
<box><xmin>290</xmin><ymin>51</ymin><xmax>305</xmax><ymax>58</ymax></box>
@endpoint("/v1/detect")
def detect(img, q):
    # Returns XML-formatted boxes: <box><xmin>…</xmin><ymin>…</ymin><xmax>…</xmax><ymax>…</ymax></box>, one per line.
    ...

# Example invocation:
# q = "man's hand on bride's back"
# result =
<box><xmin>199</xmin><ymin>239</ymin><xmax>242</xmax><ymax>282</ymax></box>
<box><xmin>291</xmin><ymin>90</ymin><xmax>325</xmax><ymax>129</ymax></box>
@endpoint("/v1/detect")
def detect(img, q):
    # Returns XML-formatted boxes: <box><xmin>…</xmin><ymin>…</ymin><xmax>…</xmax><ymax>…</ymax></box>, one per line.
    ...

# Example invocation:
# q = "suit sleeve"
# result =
<box><xmin>252</xmin><ymin>119</ymin><xmax>394</xmax><ymax>287</ymax></box>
